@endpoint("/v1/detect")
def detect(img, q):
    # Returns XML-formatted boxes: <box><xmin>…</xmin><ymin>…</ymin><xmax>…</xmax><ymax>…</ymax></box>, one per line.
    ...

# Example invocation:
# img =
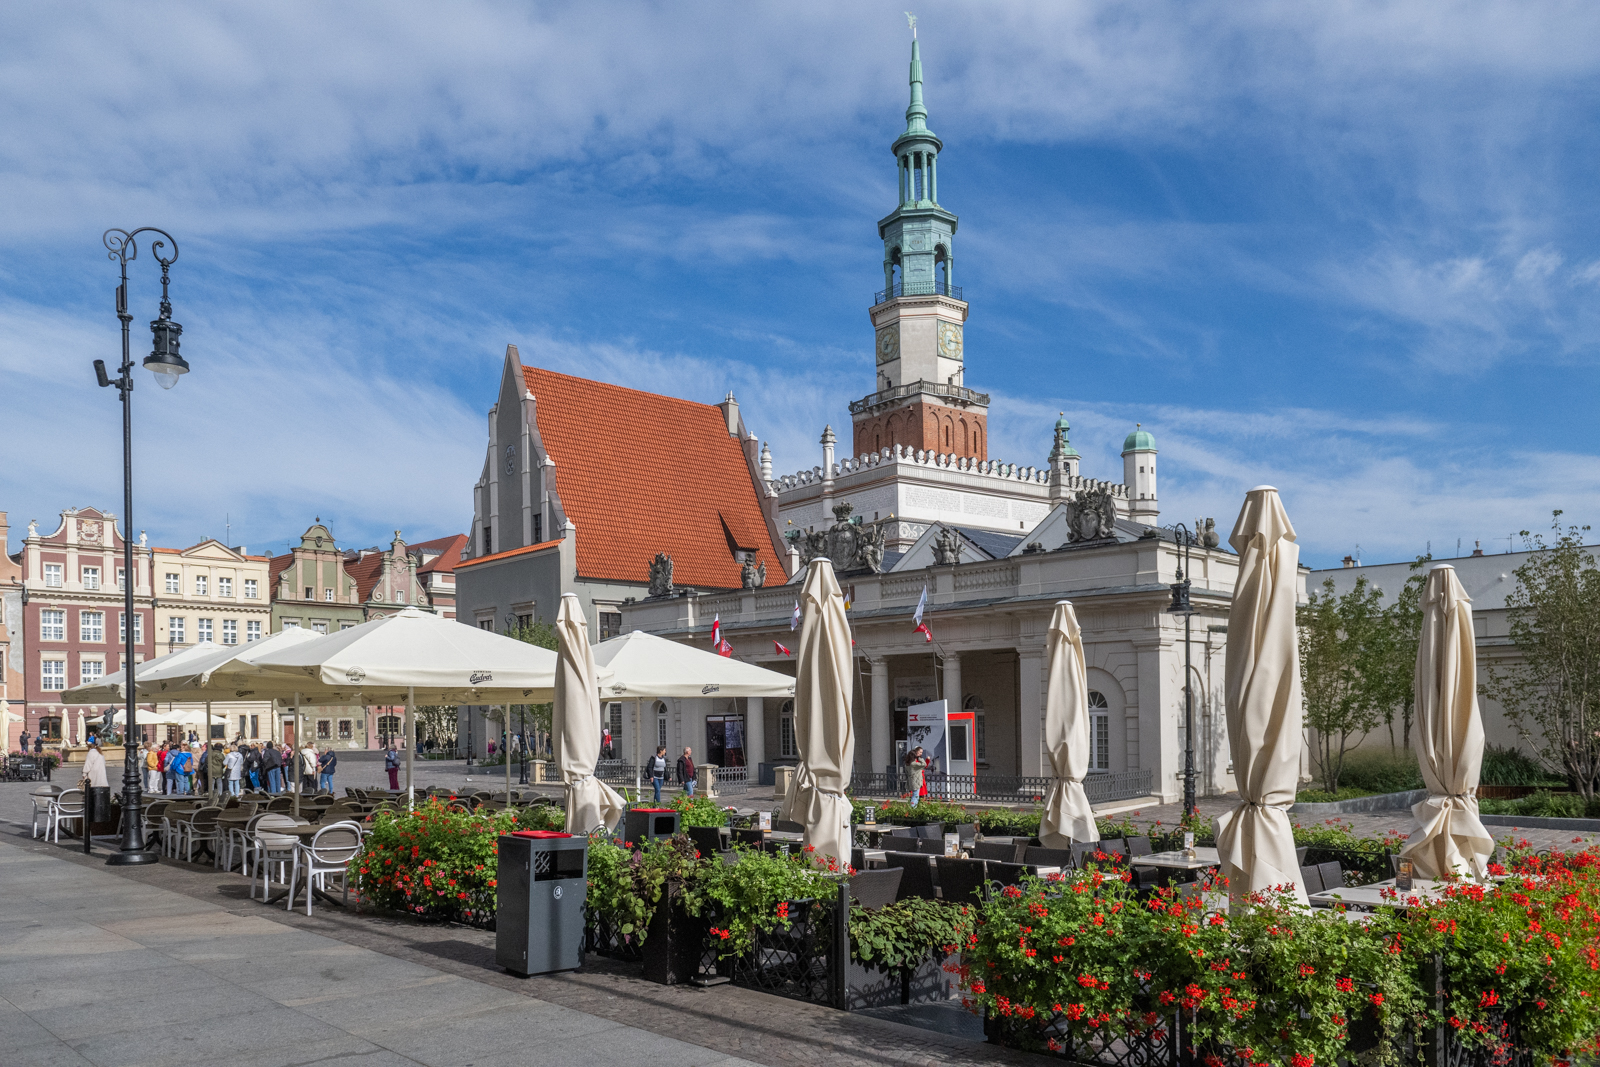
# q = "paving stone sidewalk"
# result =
<box><xmin>0</xmin><ymin>791</ymin><xmax>1030</xmax><ymax>1067</ymax></box>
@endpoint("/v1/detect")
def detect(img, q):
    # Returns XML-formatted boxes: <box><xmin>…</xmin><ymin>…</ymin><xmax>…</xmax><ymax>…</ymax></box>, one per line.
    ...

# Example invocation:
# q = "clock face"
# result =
<box><xmin>938</xmin><ymin>321</ymin><xmax>963</xmax><ymax>361</ymax></box>
<box><xmin>876</xmin><ymin>326</ymin><xmax>900</xmax><ymax>365</ymax></box>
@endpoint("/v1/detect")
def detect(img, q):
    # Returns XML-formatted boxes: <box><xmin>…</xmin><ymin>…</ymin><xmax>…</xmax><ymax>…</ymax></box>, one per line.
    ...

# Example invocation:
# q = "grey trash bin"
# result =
<box><xmin>496</xmin><ymin>830</ymin><xmax>589</xmax><ymax>977</ymax></box>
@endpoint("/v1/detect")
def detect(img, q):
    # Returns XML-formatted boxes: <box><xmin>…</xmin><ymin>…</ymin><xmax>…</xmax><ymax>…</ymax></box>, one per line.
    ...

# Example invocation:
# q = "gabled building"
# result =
<box><xmin>409</xmin><ymin>533</ymin><xmax>466</xmax><ymax>620</ymax></box>
<box><xmin>454</xmin><ymin>350</ymin><xmax>788</xmax><ymax>757</ymax></box>
<box><xmin>344</xmin><ymin>531</ymin><xmax>428</xmax><ymax>619</ymax></box>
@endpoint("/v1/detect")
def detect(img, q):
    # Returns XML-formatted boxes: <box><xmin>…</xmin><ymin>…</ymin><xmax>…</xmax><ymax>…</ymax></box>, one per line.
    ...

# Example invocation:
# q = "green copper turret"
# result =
<box><xmin>879</xmin><ymin>38</ymin><xmax>958</xmax><ymax>300</ymax></box>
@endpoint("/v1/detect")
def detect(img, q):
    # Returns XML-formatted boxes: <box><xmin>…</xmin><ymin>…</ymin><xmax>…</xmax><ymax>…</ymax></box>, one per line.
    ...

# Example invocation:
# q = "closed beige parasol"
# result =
<box><xmin>1214</xmin><ymin>487</ymin><xmax>1309</xmax><ymax>909</ymax></box>
<box><xmin>1039</xmin><ymin>600</ymin><xmax>1099</xmax><ymax>847</ymax></box>
<box><xmin>778</xmin><ymin>559</ymin><xmax>855</xmax><ymax>869</ymax></box>
<box><xmin>554</xmin><ymin>595</ymin><xmax>626</xmax><ymax>835</ymax></box>
<box><xmin>1400</xmin><ymin>564</ymin><xmax>1494</xmax><ymax>879</ymax></box>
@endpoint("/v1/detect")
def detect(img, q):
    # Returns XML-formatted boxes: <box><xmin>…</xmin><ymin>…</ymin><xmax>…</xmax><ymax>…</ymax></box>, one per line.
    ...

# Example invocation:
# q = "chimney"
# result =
<box><xmin>1342</xmin><ymin>555</ymin><xmax>1356</xmax><ymax>569</ymax></box>
<box><xmin>1471</xmin><ymin>540</ymin><xmax>1484</xmax><ymax>557</ymax></box>
<box><xmin>717</xmin><ymin>392</ymin><xmax>740</xmax><ymax>437</ymax></box>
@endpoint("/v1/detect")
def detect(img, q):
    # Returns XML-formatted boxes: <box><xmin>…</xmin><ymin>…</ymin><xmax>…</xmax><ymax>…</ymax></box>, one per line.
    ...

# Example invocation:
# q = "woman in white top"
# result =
<box><xmin>83</xmin><ymin>738</ymin><xmax>109</xmax><ymax>788</ymax></box>
<box><xmin>223</xmin><ymin>745</ymin><xmax>244</xmax><ymax>795</ymax></box>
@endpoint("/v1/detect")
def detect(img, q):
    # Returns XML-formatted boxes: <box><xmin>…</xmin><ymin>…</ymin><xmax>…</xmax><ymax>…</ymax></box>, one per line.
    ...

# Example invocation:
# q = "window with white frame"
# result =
<box><xmin>655</xmin><ymin>701</ymin><xmax>668</xmax><ymax>749</ymax></box>
<box><xmin>80</xmin><ymin>610</ymin><xmax>104</xmax><ymax>642</ymax></box>
<box><xmin>165</xmin><ymin>572</ymin><xmax>180</xmax><ymax>593</ymax></box>
<box><xmin>316</xmin><ymin>719</ymin><xmax>331</xmax><ymax>740</ymax></box>
<box><xmin>396</xmin><ymin>589</ymin><xmax>405</xmax><ymax>604</ymax></box>
<box><xmin>195</xmin><ymin>574</ymin><xmax>208</xmax><ymax>595</ymax></box>
<box><xmin>1088</xmin><ymin>690</ymin><xmax>1111</xmax><ymax>771</ymax></box>
<box><xmin>244</xmin><ymin>578</ymin><xmax>258</xmax><ymax>598</ymax></box>
<box><xmin>340</xmin><ymin>622</ymin><xmax>355</xmax><ymax>631</ymax></box>
<box><xmin>44</xmin><ymin>563</ymin><xmax>63</xmax><ymax>587</ymax></box>
<box><xmin>246</xmin><ymin>620</ymin><xmax>261</xmax><ymax>642</ymax></box>
<box><xmin>82</xmin><ymin>566</ymin><xmax>100</xmax><ymax>590</ymax></box>
<box><xmin>283</xmin><ymin>620</ymin><xmax>300</xmax><ymax>630</ymax></box>
<box><xmin>312</xmin><ymin>621</ymin><xmax>327</xmax><ymax>634</ymax></box>
<box><xmin>117</xmin><ymin>568</ymin><xmax>126</xmax><ymax>591</ymax></box>
<box><xmin>41</xmin><ymin>659</ymin><xmax>66</xmax><ymax>691</ymax></box>
<box><xmin>80</xmin><ymin>658</ymin><xmax>104</xmax><ymax>686</ymax></box>
<box><xmin>196</xmin><ymin>618</ymin><xmax>213</xmax><ymax>643</ymax></box>
<box><xmin>118</xmin><ymin>612</ymin><xmax>143</xmax><ymax>644</ymax></box>
<box><xmin>779</xmin><ymin>699</ymin><xmax>797</xmax><ymax>758</ymax></box>
<box><xmin>221</xmin><ymin>619</ymin><xmax>238</xmax><ymax>645</ymax></box>
<box><xmin>219</xmin><ymin>577</ymin><xmax>232</xmax><ymax>597</ymax></box>
<box><xmin>168</xmin><ymin>617</ymin><xmax>185</xmax><ymax>643</ymax></box>
<box><xmin>324</xmin><ymin>588</ymin><xmax>334</xmax><ymax>601</ymax></box>
<box><xmin>338</xmin><ymin>719</ymin><xmax>352</xmax><ymax>740</ymax></box>
<box><xmin>41</xmin><ymin>610</ymin><xmax>65</xmax><ymax>641</ymax></box>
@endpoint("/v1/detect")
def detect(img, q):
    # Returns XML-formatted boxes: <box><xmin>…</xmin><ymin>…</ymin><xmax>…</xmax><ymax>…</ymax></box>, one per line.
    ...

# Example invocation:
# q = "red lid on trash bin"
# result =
<box><xmin>509</xmin><ymin>830</ymin><xmax>573</xmax><ymax>838</ymax></box>
<box><xmin>631</xmin><ymin>808</ymin><xmax>675</xmax><ymax>813</ymax></box>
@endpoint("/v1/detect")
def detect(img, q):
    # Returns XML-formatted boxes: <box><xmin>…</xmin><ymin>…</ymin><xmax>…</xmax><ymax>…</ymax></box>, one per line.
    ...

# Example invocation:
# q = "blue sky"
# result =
<box><xmin>3</xmin><ymin>1</ymin><xmax>1598</xmax><ymax>568</ymax></box>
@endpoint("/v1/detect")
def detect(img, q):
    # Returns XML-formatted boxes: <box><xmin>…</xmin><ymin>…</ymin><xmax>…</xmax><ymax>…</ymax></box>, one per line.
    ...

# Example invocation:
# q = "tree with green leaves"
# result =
<box><xmin>1299</xmin><ymin>575</ymin><xmax>1394</xmax><ymax>791</ymax></box>
<box><xmin>1482</xmin><ymin>514</ymin><xmax>1600</xmax><ymax>799</ymax></box>
<box><xmin>1377</xmin><ymin>555</ymin><xmax>1431</xmax><ymax>751</ymax></box>
<box><xmin>413</xmin><ymin>704</ymin><xmax>457</xmax><ymax>748</ymax></box>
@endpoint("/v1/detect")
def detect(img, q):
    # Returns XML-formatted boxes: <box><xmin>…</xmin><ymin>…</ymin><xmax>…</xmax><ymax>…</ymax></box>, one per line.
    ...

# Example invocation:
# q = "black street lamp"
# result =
<box><xmin>96</xmin><ymin>227</ymin><xmax>187</xmax><ymax>867</ymax></box>
<box><xmin>1167</xmin><ymin>523</ymin><xmax>1197</xmax><ymax>819</ymax></box>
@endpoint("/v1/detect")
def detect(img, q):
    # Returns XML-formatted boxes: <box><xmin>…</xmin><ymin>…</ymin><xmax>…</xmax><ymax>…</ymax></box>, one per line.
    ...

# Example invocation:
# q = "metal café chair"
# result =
<box><xmin>47</xmin><ymin>789</ymin><xmax>85</xmax><ymax>843</ymax></box>
<box><xmin>30</xmin><ymin>788</ymin><xmax>61</xmax><ymax>839</ymax></box>
<box><xmin>251</xmin><ymin>814</ymin><xmax>306</xmax><ymax>901</ymax></box>
<box><xmin>286</xmin><ymin>821</ymin><xmax>363</xmax><ymax>916</ymax></box>
<box><xmin>224</xmin><ymin>811</ymin><xmax>269</xmax><ymax>874</ymax></box>
<box><xmin>177</xmin><ymin>806</ymin><xmax>223</xmax><ymax>865</ymax></box>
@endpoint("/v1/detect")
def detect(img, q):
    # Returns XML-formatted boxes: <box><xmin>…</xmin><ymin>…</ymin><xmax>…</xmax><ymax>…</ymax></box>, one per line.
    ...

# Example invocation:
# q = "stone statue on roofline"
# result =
<box><xmin>740</xmin><ymin>558</ymin><xmax>768</xmax><ymax>589</ymax></box>
<box><xmin>792</xmin><ymin>502</ymin><xmax>886</xmax><ymax>575</ymax></box>
<box><xmin>1198</xmin><ymin>517</ymin><xmax>1220</xmax><ymax>549</ymax></box>
<box><xmin>648</xmin><ymin>552</ymin><xmax>673</xmax><ymax>598</ymax></box>
<box><xmin>933</xmin><ymin>526</ymin><xmax>963</xmax><ymax>566</ymax></box>
<box><xmin>1065</xmin><ymin>486</ymin><xmax>1119</xmax><ymax>543</ymax></box>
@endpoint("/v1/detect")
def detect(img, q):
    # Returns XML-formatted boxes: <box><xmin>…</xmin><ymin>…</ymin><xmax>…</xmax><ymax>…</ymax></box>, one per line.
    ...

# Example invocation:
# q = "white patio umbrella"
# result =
<box><xmin>1039</xmin><ymin>600</ymin><xmax>1099</xmax><ymax>847</ymax></box>
<box><xmin>593</xmin><ymin>629</ymin><xmax>796</xmax><ymax>794</ymax></box>
<box><xmin>554</xmin><ymin>595</ymin><xmax>626</xmax><ymax>834</ymax></box>
<box><xmin>778</xmin><ymin>559</ymin><xmax>855</xmax><ymax>869</ymax></box>
<box><xmin>1400</xmin><ymin>564</ymin><xmax>1495</xmax><ymax>879</ymax></box>
<box><xmin>1214</xmin><ymin>487</ymin><xmax>1309</xmax><ymax>909</ymax></box>
<box><xmin>218</xmin><ymin>607</ymin><xmax>605</xmax><ymax>811</ymax></box>
<box><xmin>62</xmin><ymin>641</ymin><xmax>222</xmax><ymax>704</ymax></box>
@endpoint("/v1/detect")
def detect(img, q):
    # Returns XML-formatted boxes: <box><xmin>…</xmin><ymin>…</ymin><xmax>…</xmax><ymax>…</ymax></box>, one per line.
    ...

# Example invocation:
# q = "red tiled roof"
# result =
<box><xmin>521</xmin><ymin>366</ymin><xmax>781</xmax><ymax>589</ymax></box>
<box><xmin>411</xmin><ymin>533</ymin><xmax>467</xmax><ymax>574</ymax></box>
<box><xmin>345</xmin><ymin>553</ymin><xmax>384</xmax><ymax>603</ymax></box>
<box><xmin>456</xmin><ymin>538</ymin><xmax>561</xmax><ymax>570</ymax></box>
<box><xmin>268</xmin><ymin>553</ymin><xmax>293</xmax><ymax>591</ymax></box>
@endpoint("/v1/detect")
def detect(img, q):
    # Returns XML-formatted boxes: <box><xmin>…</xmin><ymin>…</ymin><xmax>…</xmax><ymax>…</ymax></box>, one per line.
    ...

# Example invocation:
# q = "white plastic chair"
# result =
<box><xmin>30</xmin><ymin>787</ymin><xmax>61</xmax><ymax>838</ymax></box>
<box><xmin>48</xmin><ymin>789</ymin><xmax>85</xmax><ymax>843</ymax></box>
<box><xmin>250</xmin><ymin>814</ymin><xmax>304</xmax><ymax>901</ymax></box>
<box><xmin>286</xmin><ymin>821</ymin><xmax>363</xmax><ymax>916</ymax></box>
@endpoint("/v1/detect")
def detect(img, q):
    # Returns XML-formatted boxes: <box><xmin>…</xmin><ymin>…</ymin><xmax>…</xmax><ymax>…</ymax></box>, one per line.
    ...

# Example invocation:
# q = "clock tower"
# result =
<box><xmin>852</xmin><ymin>37</ymin><xmax>989</xmax><ymax>462</ymax></box>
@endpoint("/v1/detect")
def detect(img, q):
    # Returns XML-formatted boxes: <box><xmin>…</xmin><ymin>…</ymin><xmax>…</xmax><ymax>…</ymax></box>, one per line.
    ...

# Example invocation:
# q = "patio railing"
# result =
<box><xmin>847</xmin><ymin>769</ymin><xmax>1153</xmax><ymax>806</ymax></box>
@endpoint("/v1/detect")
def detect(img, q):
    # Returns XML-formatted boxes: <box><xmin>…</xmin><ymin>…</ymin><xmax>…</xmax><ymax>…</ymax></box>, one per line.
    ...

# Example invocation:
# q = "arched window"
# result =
<box><xmin>654</xmin><ymin>700</ymin><xmax>669</xmax><ymax>749</ymax></box>
<box><xmin>377</xmin><ymin>714</ymin><xmax>402</xmax><ymax>742</ymax></box>
<box><xmin>944</xmin><ymin>422</ymin><xmax>952</xmax><ymax>448</ymax></box>
<box><xmin>963</xmin><ymin>694</ymin><xmax>986</xmax><ymax>762</ymax></box>
<box><xmin>779</xmin><ymin>699</ymin><xmax>797</xmax><ymax>758</ymax></box>
<box><xmin>1087</xmin><ymin>691</ymin><xmax>1110</xmax><ymax>771</ymax></box>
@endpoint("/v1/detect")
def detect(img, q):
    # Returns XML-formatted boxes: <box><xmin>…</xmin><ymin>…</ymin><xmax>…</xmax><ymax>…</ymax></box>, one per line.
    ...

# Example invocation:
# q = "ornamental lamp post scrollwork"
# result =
<box><xmin>95</xmin><ymin>227</ymin><xmax>189</xmax><ymax>867</ymax></box>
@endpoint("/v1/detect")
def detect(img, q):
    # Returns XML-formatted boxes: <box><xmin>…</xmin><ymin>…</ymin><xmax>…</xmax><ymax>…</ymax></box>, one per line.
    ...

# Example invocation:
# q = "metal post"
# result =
<box><xmin>1183</xmin><ymin>610</ymin><xmax>1195</xmax><ymax>818</ymax></box>
<box><xmin>405</xmin><ymin>686</ymin><xmax>415</xmax><ymax>810</ymax></box>
<box><xmin>100</xmin><ymin>227</ymin><xmax>182</xmax><ymax>868</ymax></box>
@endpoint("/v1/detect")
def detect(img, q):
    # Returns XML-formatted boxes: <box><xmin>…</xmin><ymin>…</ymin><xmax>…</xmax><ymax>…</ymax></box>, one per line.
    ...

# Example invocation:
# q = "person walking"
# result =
<box><xmin>384</xmin><ymin>741</ymin><xmax>401</xmax><ymax>790</ymax></box>
<box><xmin>904</xmin><ymin>746</ymin><xmax>930</xmax><ymax>809</ymax></box>
<box><xmin>316</xmin><ymin>746</ymin><xmax>337</xmax><ymax>793</ymax></box>
<box><xmin>18</xmin><ymin>729</ymin><xmax>29</xmax><ymax>754</ymax></box>
<box><xmin>207</xmin><ymin>742</ymin><xmax>226</xmax><ymax>797</ymax></box>
<box><xmin>299</xmin><ymin>744</ymin><xmax>318</xmax><ymax>793</ymax></box>
<box><xmin>224</xmin><ymin>744</ymin><xmax>243</xmax><ymax>796</ymax></box>
<box><xmin>262</xmin><ymin>742</ymin><xmax>282</xmax><ymax>794</ymax></box>
<box><xmin>676</xmin><ymin>747</ymin><xmax>697</xmax><ymax>798</ymax></box>
<box><xmin>647</xmin><ymin>746</ymin><xmax>668</xmax><ymax>804</ymax></box>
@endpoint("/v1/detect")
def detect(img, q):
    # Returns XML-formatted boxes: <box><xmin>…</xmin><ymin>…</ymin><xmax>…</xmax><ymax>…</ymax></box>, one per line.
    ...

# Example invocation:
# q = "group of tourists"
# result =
<box><xmin>136</xmin><ymin>739</ymin><xmax>337</xmax><ymax>796</ymax></box>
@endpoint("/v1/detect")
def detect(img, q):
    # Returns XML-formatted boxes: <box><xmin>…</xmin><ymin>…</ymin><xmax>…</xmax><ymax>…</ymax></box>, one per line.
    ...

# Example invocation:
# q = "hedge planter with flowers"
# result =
<box><xmin>964</xmin><ymin>848</ymin><xmax>1600</xmax><ymax>1067</ymax></box>
<box><xmin>356</xmin><ymin>798</ymin><xmax>563</xmax><ymax>926</ymax></box>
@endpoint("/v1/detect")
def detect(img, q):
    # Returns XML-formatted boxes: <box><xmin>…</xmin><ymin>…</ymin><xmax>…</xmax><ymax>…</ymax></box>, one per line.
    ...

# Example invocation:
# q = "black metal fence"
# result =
<box><xmin>847</xmin><ymin>769</ymin><xmax>1153</xmax><ymax>806</ymax></box>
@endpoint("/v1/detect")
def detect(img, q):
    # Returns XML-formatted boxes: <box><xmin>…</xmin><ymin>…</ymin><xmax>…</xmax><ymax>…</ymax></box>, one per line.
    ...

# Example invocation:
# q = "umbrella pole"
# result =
<box><xmin>405</xmin><ymin>687</ymin><xmax>414</xmax><ymax>811</ymax></box>
<box><xmin>205</xmin><ymin>701</ymin><xmax>212</xmax><ymax>795</ymax></box>
<box><xmin>505</xmin><ymin>706</ymin><xmax>511</xmax><ymax>808</ymax></box>
<box><xmin>634</xmin><ymin>698</ymin><xmax>641</xmax><ymax>799</ymax></box>
<box><xmin>292</xmin><ymin>694</ymin><xmax>301</xmax><ymax>820</ymax></box>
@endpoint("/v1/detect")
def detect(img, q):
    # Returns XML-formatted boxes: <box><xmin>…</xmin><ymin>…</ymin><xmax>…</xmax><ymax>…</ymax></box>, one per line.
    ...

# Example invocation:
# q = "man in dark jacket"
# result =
<box><xmin>318</xmin><ymin>748</ymin><xmax>337</xmax><ymax>793</ymax></box>
<box><xmin>243</xmin><ymin>744</ymin><xmax>262</xmax><ymax>790</ymax></box>
<box><xmin>261</xmin><ymin>743</ymin><xmax>282</xmax><ymax>793</ymax></box>
<box><xmin>676</xmin><ymin>747</ymin><xmax>697</xmax><ymax>798</ymax></box>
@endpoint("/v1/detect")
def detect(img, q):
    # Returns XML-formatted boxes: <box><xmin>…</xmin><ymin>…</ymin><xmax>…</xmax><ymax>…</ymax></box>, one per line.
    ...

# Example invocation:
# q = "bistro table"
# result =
<box><xmin>1308</xmin><ymin>878</ymin><xmax>1454</xmax><ymax>910</ymax></box>
<box><xmin>851</xmin><ymin>824</ymin><xmax>907</xmax><ymax>847</ymax></box>
<box><xmin>1137</xmin><ymin>847</ymin><xmax>1222</xmax><ymax>871</ymax></box>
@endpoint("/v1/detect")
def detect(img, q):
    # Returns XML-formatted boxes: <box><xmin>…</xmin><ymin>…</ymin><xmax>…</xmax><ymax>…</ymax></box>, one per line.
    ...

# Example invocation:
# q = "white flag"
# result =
<box><xmin>914</xmin><ymin>585</ymin><xmax>927</xmax><ymax>626</ymax></box>
<box><xmin>791</xmin><ymin>600</ymin><xmax>801</xmax><ymax>631</ymax></box>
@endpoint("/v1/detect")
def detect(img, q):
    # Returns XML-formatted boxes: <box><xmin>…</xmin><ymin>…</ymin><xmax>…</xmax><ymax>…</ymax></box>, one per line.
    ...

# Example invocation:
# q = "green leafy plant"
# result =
<box><xmin>583</xmin><ymin>834</ymin><xmax>703</xmax><ymax>946</ymax></box>
<box><xmin>1481</xmin><ymin>743</ymin><xmax>1567</xmax><ymax>788</ymax></box>
<box><xmin>850</xmin><ymin>897</ymin><xmax>972</xmax><ymax>971</ymax></box>
<box><xmin>1337</xmin><ymin>748</ymin><xmax>1425</xmax><ymax>794</ymax></box>
<box><xmin>680</xmin><ymin>845</ymin><xmax>839</xmax><ymax>958</ymax></box>
<box><xmin>356</xmin><ymin>798</ymin><xmax>517</xmax><ymax>921</ymax></box>
<box><xmin>669</xmin><ymin>792</ymin><xmax>729</xmax><ymax>827</ymax></box>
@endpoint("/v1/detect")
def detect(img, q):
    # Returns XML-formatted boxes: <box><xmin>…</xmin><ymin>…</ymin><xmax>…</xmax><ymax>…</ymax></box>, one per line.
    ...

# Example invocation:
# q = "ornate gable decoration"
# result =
<box><xmin>648</xmin><ymin>553</ymin><xmax>674</xmax><ymax>598</ymax></box>
<box><xmin>792</xmin><ymin>503</ymin><xmax>886</xmax><ymax>575</ymax></box>
<box><xmin>1065</xmin><ymin>487</ymin><xmax>1119</xmax><ymax>543</ymax></box>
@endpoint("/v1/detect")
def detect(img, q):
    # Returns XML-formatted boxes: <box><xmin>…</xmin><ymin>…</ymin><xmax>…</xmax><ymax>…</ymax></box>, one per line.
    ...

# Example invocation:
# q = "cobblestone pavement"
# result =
<box><xmin>0</xmin><ymin>787</ymin><xmax>1032</xmax><ymax>1067</ymax></box>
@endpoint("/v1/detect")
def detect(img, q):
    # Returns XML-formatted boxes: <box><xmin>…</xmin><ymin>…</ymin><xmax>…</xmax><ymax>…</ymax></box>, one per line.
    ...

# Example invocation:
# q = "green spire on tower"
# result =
<box><xmin>905</xmin><ymin>39</ymin><xmax>930</xmax><ymax>137</ymax></box>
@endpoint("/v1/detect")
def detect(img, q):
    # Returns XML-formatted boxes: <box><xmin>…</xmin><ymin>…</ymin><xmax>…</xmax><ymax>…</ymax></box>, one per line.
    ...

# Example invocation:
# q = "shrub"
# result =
<box><xmin>1479</xmin><ymin>790</ymin><xmax>1600</xmax><ymax>818</ymax></box>
<box><xmin>585</xmin><ymin>834</ymin><xmax>702</xmax><ymax>946</ymax></box>
<box><xmin>1480</xmin><ymin>743</ymin><xmax>1564</xmax><ymax>787</ymax></box>
<box><xmin>668</xmin><ymin>792</ymin><xmax>728</xmax><ymax>827</ymax></box>
<box><xmin>1295</xmin><ymin>786</ymin><xmax>1377</xmax><ymax>804</ymax></box>
<box><xmin>1336</xmin><ymin>748</ymin><xmax>1424</xmax><ymax>794</ymax></box>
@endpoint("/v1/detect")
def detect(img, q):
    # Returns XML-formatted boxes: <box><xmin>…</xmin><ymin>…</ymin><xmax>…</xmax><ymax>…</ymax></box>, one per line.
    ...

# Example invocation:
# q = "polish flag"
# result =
<box><xmin>913</xmin><ymin>586</ymin><xmax>932</xmax><ymax>642</ymax></box>
<box><xmin>773</xmin><ymin>640</ymin><xmax>792</xmax><ymax>656</ymax></box>
<box><xmin>711</xmin><ymin>614</ymin><xmax>721</xmax><ymax>646</ymax></box>
<box><xmin>717</xmin><ymin>638</ymin><xmax>734</xmax><ymax>658</ymax></box>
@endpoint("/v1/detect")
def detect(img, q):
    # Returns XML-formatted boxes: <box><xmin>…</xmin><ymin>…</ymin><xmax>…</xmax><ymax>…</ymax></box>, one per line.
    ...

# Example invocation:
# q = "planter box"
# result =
<box><xmin>642</xmin><ymin>887</ymin><xmax>713</xmax><ymax>986</ymax></box>
<box><xmin>844</xmin><ymin>949</ymin><xmax>960</xmax><ymax>1011</ymax></box>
